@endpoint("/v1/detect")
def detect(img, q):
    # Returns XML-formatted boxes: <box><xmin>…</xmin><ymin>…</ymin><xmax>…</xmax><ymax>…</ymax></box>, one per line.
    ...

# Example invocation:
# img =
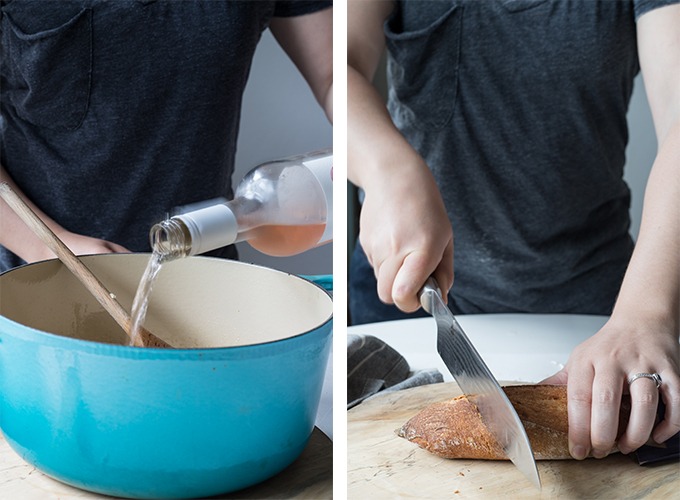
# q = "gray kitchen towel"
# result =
<box><xmin>347</xmin><ymin>334</ymin><xmax>443</xmax><ymax>409</ymax></box>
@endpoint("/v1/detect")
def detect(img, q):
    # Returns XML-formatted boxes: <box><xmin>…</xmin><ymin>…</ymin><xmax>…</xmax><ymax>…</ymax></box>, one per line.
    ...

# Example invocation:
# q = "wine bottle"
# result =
<box><xmin>150</xmin><ymin>149</ymin><xmax>332</xmax><ymax>259</ymax></box>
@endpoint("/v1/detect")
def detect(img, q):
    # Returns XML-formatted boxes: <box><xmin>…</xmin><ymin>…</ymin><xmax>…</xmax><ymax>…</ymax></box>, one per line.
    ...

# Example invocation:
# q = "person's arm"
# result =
<box><xmin>270</xmin><ymin>7</ymin><xmax>333</xmax><ymax>122</ymax></box>
<box><xmin>0</xmin><ymin>166</ymin><xmax>128</xmax><ymax>263</ymax></box>
<box><xmin>347</xmin><ymin>0</ymin><xmax>453</xmax><ymax>312</ymax></box>
<box><xmin>543</xmin><ymin>3</ymin><xmax>680</xmax><ymax>459</ymax></box>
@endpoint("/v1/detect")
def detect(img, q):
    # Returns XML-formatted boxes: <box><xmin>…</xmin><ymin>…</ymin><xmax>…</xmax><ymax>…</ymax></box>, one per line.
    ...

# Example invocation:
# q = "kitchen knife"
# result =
<box><xmin>419</xmin><ymin>277</ymin><xmax>541</xmax><ymax>489</ymax></box>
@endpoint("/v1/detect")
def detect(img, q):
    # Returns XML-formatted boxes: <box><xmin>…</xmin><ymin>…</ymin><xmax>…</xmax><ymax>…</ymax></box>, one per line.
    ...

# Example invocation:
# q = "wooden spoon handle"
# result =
<box><xmin>0</xmin><ymin>182</ymin><xmax>170</xmax><ymax>348</ymax></box>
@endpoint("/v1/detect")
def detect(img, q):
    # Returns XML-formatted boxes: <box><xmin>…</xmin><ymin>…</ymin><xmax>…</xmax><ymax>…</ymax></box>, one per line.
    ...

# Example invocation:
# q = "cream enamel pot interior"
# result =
<box><xmin>0</xmin><ymin>254</ymin><xmax>333</xmax><ymax>499</ymax></box>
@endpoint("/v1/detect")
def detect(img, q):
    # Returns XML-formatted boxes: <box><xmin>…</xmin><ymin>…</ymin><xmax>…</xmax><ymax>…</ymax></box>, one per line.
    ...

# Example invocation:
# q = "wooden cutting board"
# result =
<box><xmin>348</xmin><ymin>382</ymin><xmax>679</xmax><ymax>499</ymax></box>
<box><xmin>0</xmin><ymin>428</ymin><xmax>331</xmax><ymax>499</ymax></box>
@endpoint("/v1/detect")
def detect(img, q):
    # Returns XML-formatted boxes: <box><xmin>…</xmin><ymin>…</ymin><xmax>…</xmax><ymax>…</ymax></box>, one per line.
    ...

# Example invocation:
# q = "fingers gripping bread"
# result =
<box><xmin>397</xmin><ymin>385</ymin><xmax>631</xmax><ymax>460</ymax></box>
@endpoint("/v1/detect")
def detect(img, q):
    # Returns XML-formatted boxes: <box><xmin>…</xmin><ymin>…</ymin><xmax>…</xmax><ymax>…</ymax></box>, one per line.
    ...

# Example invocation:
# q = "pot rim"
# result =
<box><xmin>0</xmin><ymin>253</ymin><xmax>333</xmax><ymax>359</ymax></box>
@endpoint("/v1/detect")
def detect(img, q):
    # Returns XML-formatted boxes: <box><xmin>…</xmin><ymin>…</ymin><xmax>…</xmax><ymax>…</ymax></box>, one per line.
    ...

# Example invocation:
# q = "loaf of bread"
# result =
<box><xmin>397</xmin><ymin>385</ymin><xmax>631</xmax><ymax>460</ymax></box>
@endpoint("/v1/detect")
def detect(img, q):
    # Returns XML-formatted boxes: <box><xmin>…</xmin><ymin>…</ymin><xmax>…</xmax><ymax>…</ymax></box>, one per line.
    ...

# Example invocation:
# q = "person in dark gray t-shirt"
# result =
<box><xmin>348</xmin><ymin>0</ymin><xmax>679</xmax><ymax>463</ymax></box>
<box><xmin>0</xmin><ymin>0</ymin><xmax>332</xmax><ymax>271</ymax></box>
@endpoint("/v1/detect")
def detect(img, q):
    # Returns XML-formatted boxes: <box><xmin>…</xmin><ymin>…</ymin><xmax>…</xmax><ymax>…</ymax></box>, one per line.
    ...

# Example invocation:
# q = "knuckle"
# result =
<box><xmin>665</xmin><ymin>392</ymin><xmax>680</xmax><ymax>409</ymax></box>
<box><xmin>569</xmin><ymin>390</ymin><xmax>592</xmax><ymax>408</ymax></box>
<box><xmin>591</xmin><ymin>437</ymin><xmax>615</xmax><ymax>451</ymax></box>
<box><xmin>622</xmin><ymin>435</ymin><xmax>647</xmax><ymax>451</ymax></box>
<box><xmin>392</xmin><ymin>279</ymin><xmax>416</xmax><ymax>300</ymax></box>
<box><xmin>376</xmin><ymin>280</ymin><xmax>392</xmax><ymax>304</ymax></box>
<box><xmin>393</xmin><ymin>291</ymin><xmax>418</xmax><ymax>312</ymax></box>
<box><xmin>376</xmin><ymin>288</ymin><xmax>392</xmax><ymax>305</ymax></box>
<box><xmin>595</xmin><ymin>389</ymin><xmax>617</xmax><ymax>405</ymax></box>
<box><xmin>591</xmin><ymin>426</ymin><xmax>618</xmax><ymax>452</ymax></box>
<box><xmin>632</xmin><ymin>391</ymin><xmax>657</xmax><ymax>408</ymax></box>
<box><xmin>569</xmin><ymin>426</ymin><xmax>590</xmax><ymax>439</ymax></box>
<box><xmin>666</xmin><ymin>411</ymin><xmax>680</xmax><ymax>430</ymax></box>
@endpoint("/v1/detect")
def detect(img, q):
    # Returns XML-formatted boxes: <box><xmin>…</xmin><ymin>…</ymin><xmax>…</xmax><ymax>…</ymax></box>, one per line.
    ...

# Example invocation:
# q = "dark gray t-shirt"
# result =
<box><xmin>382</xmin><ymin>0</ymin><xmax>677</xmax><ymax>314</ymax></box>
<box><xmin>0</xmin><ymin>0</ymin><xmax>330</xmax><ymax>271</ymax></box>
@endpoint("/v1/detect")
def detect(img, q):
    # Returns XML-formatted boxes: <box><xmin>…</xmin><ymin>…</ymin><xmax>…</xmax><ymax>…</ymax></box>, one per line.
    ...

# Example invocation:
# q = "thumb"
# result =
<box><xmin>540</xmin><ymin>368</ymin><xmax>568</xmax><ymax>385</ymax></box>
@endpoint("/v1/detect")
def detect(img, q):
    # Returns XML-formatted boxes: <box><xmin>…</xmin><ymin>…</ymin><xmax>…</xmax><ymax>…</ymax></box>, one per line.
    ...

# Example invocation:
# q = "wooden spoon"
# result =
<box><xmin>0</xmin><ymin>182</ymin><xmax>171</xmax><ymax>348</ymax></box>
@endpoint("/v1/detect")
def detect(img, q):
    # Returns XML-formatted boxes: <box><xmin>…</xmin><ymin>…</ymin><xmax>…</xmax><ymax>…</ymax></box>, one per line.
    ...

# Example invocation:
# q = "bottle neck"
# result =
<box><xmin>173</xmin><ymin>203</ymin><xmax>238</xmax><ymax>256</ymax></box>
<box><xmin>149</xmin><ymin>218</ymin><xmax>192</xmax><ymax>261</ymax></box>
<box><xmin>150</xmin><ymin>203</ymin><xmax>239</xmax><ymax>259</ymax></box>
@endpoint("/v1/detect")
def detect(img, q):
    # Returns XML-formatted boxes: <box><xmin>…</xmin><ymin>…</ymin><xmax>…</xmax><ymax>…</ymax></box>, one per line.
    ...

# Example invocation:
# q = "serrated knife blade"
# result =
<box><xmin>419</xmin><ymin>277</ymin><xmax>541</xmax><ymax>490</ymax></box>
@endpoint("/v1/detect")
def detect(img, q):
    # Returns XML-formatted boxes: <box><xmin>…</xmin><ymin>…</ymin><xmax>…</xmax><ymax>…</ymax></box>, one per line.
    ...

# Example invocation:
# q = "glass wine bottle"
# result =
<box><xmin>150</xmin><ymin>149</ymin><xmax>332</xmax><ymax>259</ymax></box>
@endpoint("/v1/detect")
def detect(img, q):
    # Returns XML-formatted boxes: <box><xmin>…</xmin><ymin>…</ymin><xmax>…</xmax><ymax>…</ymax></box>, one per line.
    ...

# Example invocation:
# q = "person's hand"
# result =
<box><xmin>28</xmin><ymin>229</ymin><xmax>130</xmax><ymax>263</ymax></box>
<box><xmin>542</xmin><ymin>318</ymin><xmax>680</xmax><ymax>459</ymax></box>
<box><xmin>1</xmin><ymin>169</ymin><xmax>130</xmax><ymax>263</ymax></box>
<box><xmin>358</xmin><ymin>156</ymin><xmax>454</xmax><ymax>313</ymax></box>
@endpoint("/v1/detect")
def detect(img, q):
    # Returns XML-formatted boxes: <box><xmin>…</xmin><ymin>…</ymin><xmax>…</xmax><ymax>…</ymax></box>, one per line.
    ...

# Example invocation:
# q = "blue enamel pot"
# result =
<box><xmin>0</xmin><ymin>254</ymin><xmax>332</xmax><ymax>499</ymax></box>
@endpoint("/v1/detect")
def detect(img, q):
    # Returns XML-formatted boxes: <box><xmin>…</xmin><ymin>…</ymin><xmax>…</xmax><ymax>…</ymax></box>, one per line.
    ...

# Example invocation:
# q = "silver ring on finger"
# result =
<box><xmin>628</xmin><ymin>372</ymin><xmax>662</xmax><ymax>390</ymax></box>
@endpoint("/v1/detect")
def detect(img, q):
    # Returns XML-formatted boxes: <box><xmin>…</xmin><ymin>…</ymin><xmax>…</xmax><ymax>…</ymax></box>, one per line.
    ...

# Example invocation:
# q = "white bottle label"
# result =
<box><xmin>304</xmin><ymin>154</ymin><xmax>333</xmax><ymax>244</ymax></box>
<box><xmin>177</xmin><ymin>204</ymin><xmax>238</xmax><ymax>256</ymax></box>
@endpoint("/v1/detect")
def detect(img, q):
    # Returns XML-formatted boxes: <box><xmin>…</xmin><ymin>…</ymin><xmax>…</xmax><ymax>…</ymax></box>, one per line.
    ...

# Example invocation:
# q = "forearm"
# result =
<box><xmin>0</xmin><ymin>166</ymin><xmax>61</xmax><ymax>262</ymax></box>
<box><xmin>347</xmin><ymin>66</ymin><xmax>433</xmax><ymax>191</ymax></box>
<box><xmin>610</xmin><ymin>123</ymin><xmax>680</xmax><ymax>333</ymax></box>
<box><xmin>347</xmin><ymin>0</ymin><xmax>426</xmax><ymax>189</ymax></box>
<box><xmin>270</xmin><ymin>8</ymin><xmax>333</xmax><ymax>123</ymax></box>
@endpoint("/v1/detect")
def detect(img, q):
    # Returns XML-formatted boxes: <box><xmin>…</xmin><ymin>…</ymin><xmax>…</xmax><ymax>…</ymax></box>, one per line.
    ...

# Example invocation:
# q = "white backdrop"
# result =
<box><xmin>624</xmin><ymin>75</ymin><xmax>657</xmax><ymax>240</ymax></box>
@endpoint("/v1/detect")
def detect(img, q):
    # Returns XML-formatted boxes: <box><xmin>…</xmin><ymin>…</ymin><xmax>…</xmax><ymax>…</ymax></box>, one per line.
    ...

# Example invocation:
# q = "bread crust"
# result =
<box><xmin>397</xmin><ymin>385</ymin><xmax>631</xmax><ymax>460</ymax></box>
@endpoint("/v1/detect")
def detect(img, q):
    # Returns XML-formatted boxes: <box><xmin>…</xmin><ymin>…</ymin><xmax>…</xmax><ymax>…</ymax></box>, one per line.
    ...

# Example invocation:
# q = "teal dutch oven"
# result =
<box><xmin>0</xmin><ymin>254</ymin><xmax>333</xmax><ymax>498</ymax></box>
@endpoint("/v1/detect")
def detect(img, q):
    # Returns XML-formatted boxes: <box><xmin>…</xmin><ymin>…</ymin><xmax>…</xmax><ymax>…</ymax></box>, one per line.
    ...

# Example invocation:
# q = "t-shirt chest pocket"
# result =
<box><xmin>500</xmin><ymin>0</ymin><xmax>549</xmax><ymax>13</ymax></box>
<box><xmin>2</xmin><ymin>8</ymin><xmax>92</xmax><ymax>131</ymax></box>
<box><xmin>384</xmin><ymin>3</ymin><xmax>463</xmax><ymax>130</ymax></box>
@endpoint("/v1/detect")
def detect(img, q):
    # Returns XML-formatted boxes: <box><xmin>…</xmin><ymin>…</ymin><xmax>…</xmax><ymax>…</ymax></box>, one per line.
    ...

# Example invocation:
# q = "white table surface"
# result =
<box><xmin>347</xmin><ymin>314</ymin><xmax>609</xmax><ymax>383</ymax></box>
